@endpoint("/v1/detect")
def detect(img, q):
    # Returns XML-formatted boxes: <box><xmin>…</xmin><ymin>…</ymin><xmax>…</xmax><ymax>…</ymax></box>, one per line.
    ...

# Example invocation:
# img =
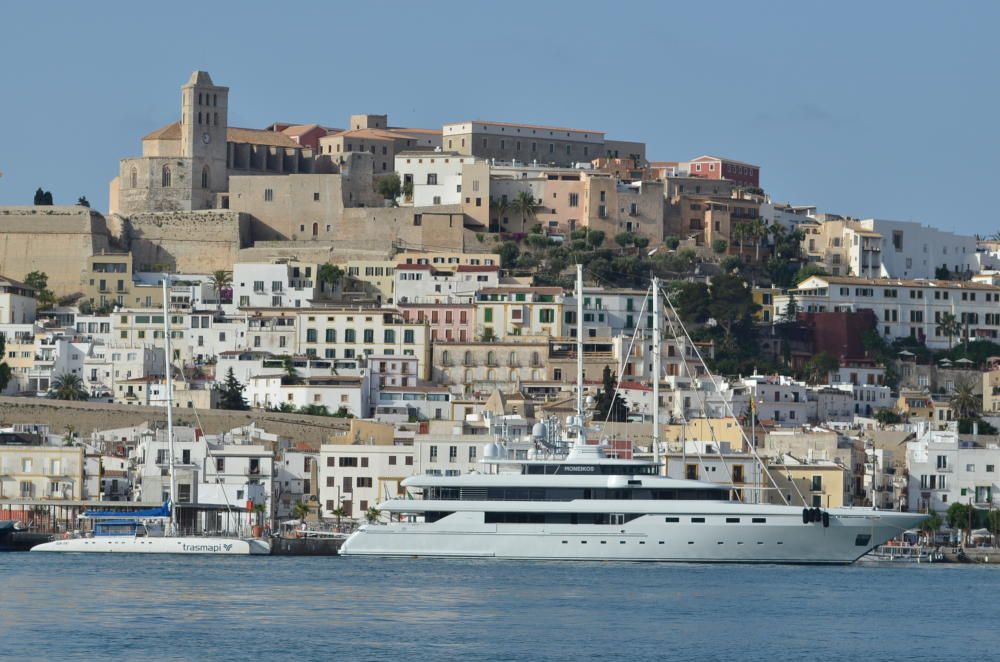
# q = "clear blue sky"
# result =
<box><xmin>1</xmin><ymin>0</ymin><xmax>997</xmax><ymax>235</ymax></box>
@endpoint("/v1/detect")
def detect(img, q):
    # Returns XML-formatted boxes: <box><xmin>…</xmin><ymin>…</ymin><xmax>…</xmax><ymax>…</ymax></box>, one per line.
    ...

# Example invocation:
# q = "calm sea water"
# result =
<box><xmin>1</xmin><ymin>554</ymin><xmax>998</xmax><ymax>661</ymax></box>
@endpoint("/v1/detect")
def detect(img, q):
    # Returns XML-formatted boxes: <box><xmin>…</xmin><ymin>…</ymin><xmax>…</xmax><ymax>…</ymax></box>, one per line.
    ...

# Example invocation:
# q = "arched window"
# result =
<box><xmin>487</xmin><ymin>369</ymin><xmax>496</xmax><ymax>381</ymax></box>
<box><xmin>464</xmin><ymin>369</ymin><xmax>472</xmax><ymax>383</ymax></box>
<box><xmin>510</xmin><ymin>370</ymin><xmax>517</xmax><ymax>381</ymax></box>
<box><xmin>442</xmin><ymin>350</ymin><xmax>450</xmax><ymax>365</ymax></box>
<box><xmin>312</xmin><ymin>222</ymin><xmax>319</xmax><ymax>237</ymax></box>
<box><xmin>161</xmin><ymin>165</ymin><xmax>171</xmax><ymax>187</ymax></box>
<box><xmin>464</xmin><ymin>351</ymin><xmax>472</xmax><ymax>366</ymax></box>
<box><xmin>531</xmin><ymin>351</ymin><xmax>539</xmax><ymax>367</ymax></box>
<box><xmin>129</xmin><ymin>167</ymin><xmax>137</xmax><ymax>189</ymax></box>
<box><xmin>201</xmin><ymin>166</ymin><xmax>210</xmax><ymax>189</ymax></box>
<box><xmin>508</xmin><ymin>351</ymin><xmax>516</xmax><ymax>366</ymax></box>
<box><xmin>487</xmin><ymin>350</ymin><xmax>495</xmax><ymax>366</ymax></box>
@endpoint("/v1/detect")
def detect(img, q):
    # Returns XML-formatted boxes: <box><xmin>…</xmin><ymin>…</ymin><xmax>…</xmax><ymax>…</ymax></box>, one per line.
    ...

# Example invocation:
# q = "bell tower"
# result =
<box><xmin>180</xmin><ymin>71</ymin><xmax>228</xmax><ymax>207</ymax></box>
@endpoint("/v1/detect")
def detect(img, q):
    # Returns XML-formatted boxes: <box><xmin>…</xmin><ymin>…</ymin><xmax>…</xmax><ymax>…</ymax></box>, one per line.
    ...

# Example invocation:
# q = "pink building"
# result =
<box><xmin>687</xmin><ymin>155</ymin><xmax>760</xmax><ymax>188</ymax></box>
<box><xmin>398</xmin><ymin>303</ymin><xmax>475</xmax><ymax>342</ymax></box>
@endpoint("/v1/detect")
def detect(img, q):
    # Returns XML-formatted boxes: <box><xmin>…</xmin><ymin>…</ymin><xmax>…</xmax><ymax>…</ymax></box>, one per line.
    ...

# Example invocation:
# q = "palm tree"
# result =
<box><xmin>509</xmin><ymin>191</ymin><xmax>542</xmax><ymax>234</ymax></box>
<box><xmin>950</xmin><ymin>376</ymin><xmax>980</xmax><ymax>420</ymax></box>
<box><xmin>291</xmin><ymin>499</ymin><xmax>311</xmax><ymax>521</ymax></box>
<box><xmin>365</xmin><ymin>506</ymin><xmax>381</xmax><ymax>523</ymax></box>
<box><xmin>331</xmin><ymin>505</ymin><xmax>347</xmax><ymax>530</ymax></box>
<box><xmin>209</xmin><ymin>269</ymin><xmax>232</xmax><ymax>307</ymax></box>
<box><xmin>939</xmin><ymin>312</ymin><xmax>962</xmax><ymax>350</ymax></box>
<box><xmin>49</xmin><ymin>372</ymin><xmax>88</xmax><ymax>401</ymax></box>
<box><xmin>768</xmin><ymin>222</ymin><xmax>787</xmax><ymax>259</ymax></box>
<box><xmin>751</xmin><ymin>218</ymin><xmax>769</xmax><ymax>262</ymax></box>
<box><xmin>731</xmin><ymin>222</ymin><xmax>746</xmax><ymax>256</ymax></box>
<box><xmin>489</xmin><ymin>196</ymin><xmax>509</xmax><ymax>233</ymax></box>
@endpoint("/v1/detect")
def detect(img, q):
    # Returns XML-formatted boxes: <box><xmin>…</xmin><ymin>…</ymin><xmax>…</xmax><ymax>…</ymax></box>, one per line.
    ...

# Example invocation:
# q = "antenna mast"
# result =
<box><xmin>162</xmin><ymin>275</ymin><xmax>177</xmax><ymax>532</ymax></box>
<box><xmin>652</xmin><ymin>278</ymin><xmax>661</xmax><ymax>472</ymax></box>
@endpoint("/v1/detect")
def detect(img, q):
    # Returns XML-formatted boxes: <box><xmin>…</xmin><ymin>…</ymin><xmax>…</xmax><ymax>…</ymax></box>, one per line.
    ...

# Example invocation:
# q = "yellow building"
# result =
<box><xmin>984</xmin><ymin>369</ymin><xmax>1000</xmax><ymax>415</ymax></box>
<box><xmin>82</xmin><ymin>251</ymin><xmax>164</xmax><ymax>311</ymax></box>
<box><xmin>662</xmin><ymin>418</ymin><xmax>748</xmax><ymax>451</ymax></box>
<box><xmin>765</xmin><ymin>457</ymin><xmax>849</xmax><ymax>508</ymax></box>
<box><xmin>344</xmin><ymin>259</ymin><xmax>396</xmax><ymax>305</ymax></box>
<box><xmin>0</xmin><ymin>443</ymin><xmax>85</xmax><ymax>500</ymax></box>
<box><xmin>752</xmin><ymin>287</ymin><xmax>780</xmax><ymax>322</ymax></box>
<box><xmin>475</xmin><ymin>286</ymin><xmax>564</xmax><ymax>341</ymax></box>
<box><xmin>897</xmin><ymin>390</ymin><xmax>933</xmax><ymax>421</ymax></box>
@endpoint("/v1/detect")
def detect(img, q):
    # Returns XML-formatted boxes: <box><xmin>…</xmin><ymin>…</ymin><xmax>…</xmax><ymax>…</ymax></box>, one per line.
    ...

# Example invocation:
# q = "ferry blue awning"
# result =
<box><xmin>81</xmin><ymin>503</ymin><xmax>171</xmax><ymax>519</ymax></box>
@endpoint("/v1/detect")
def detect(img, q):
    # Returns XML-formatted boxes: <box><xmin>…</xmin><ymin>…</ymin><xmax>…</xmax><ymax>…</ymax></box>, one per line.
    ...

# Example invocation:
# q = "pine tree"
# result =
<box><xmin>217</xmin><ymin>368</ymin><xmax>249</xmax><ymax>410</ymax></box>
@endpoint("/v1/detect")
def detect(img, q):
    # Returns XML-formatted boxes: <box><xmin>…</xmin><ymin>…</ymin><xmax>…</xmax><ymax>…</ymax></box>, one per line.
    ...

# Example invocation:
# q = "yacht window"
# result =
<box><xmin>664</xmin><ymin>517</ymin><xmax>679</xmax><ymax>523</ymax></box>
<box><xmin>726</xmin><ymin>517</ymin><xmax>740</xmax><ymax>523</ymax></box>
<box><xmin>691</xmin><ymin>517</ymin><xmax>706</xmax><ymax>523</ymax></box>
<box><xmin>752</xmin><ymin>517</ymin><xmax>766</xmax><ymax>523</ymax></box>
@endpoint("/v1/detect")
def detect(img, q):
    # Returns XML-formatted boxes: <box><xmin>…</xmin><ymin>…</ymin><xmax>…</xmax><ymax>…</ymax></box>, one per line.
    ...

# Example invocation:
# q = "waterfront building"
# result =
<box><xmin>319</xmin><ymin>421</ymin><xmax>413</xmax><ymax>519</ymax></box>
<box><xmin>774</xmin><ymin>275</ymin><xmax>1000</xmax><ymax>349</ymax></box>
<box><xmin>0</xmin><ymin>434</ymin><xmax>85</xmax><ymax>500</ymax></box>
<box><xmin>906</xmin><ymin>426</ymin><xmax>1000</xmax><ymax>513</ymax></box>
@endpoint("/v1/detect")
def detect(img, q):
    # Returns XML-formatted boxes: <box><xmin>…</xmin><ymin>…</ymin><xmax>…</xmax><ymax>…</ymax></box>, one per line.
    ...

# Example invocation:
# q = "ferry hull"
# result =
<box><xmin>341</xmin><ymin>510</ymin><xmax>924</xmax><ymax>564</ymax></box>
<box><xmin>31</xmin><ymin>537</ymin><xmax>270</xmax><ymax>555</ymax></box>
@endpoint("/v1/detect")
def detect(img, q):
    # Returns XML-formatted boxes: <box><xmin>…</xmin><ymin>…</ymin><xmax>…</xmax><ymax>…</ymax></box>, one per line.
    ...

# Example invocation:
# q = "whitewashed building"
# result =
<box><xmin>395</xmin><ymin>150</ymin><xmax>479</xmax><ymax>207</ymax></box>
<box><xmin>906</xmin><ymin>426</ymin><xmax>1000</xmax><ymax>513</ymax></box>
<box><xmin>775</xmin><ymin>275</ymin><xmax>1000</xmax><ymax>348</ymax></box>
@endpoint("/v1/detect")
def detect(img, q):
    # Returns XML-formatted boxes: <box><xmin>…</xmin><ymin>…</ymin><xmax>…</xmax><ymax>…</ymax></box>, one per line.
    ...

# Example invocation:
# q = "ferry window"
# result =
<box><xmin>725</xmin><ymin>517</ymin><xmax>740</xmax><ymax>523</ymax></box>
<box><xmin>691</xmin><ymin>517</ymin><xmax>706</xmax><ymax>523</ymax></box>
<box><xmin>752</xmin><ymin>517</ymin><xmax>766</xmax><ymax>523</ymax></box>
<box><xmin>664</xmin><ymin>517</ymin><xmax>679</xmax><ymax>523</ymax></box>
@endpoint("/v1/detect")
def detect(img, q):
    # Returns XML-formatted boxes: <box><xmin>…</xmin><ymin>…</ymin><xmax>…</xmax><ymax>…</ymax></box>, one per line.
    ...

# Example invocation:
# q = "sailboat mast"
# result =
<box><xmin>162</xmin><ymin>276</ymin><xmax>177</xmax><ymax>529</ymax></box>
<box><xmin>652</xmin><ymin>278</ymin><xmax>660</xmax><ymax>472</ymax></box>
<box><xmin>575</xmin><ymin>264</ymin><xmax>584</xmax><ymax>442</ymax></box>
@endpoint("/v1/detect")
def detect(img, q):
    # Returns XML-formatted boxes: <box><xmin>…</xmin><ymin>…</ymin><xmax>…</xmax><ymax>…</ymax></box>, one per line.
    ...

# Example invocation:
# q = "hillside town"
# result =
<box><xmin>5</xmin><ymin>70</ymin><xmax>1000</xmax><ymax>543</ymax></box>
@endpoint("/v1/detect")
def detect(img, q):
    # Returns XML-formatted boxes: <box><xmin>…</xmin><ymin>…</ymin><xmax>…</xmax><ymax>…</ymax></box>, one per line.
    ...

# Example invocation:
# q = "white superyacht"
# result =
<box><xmin>341</xmin><ymin>267</ymin><xmax>924</xmax><ymax>563</ymax></box>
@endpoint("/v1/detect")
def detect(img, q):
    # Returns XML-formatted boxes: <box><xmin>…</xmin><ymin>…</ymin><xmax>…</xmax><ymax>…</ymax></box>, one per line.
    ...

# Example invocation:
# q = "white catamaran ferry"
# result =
<box><xmin>33</xmin><ymin>277</ymin><xmax>269</xmax><ymax>556</ymax></box>
<box><xmin>341</xmin><ymin>267</ymin><xmax>924</xmax><ymax>563</ymax></box>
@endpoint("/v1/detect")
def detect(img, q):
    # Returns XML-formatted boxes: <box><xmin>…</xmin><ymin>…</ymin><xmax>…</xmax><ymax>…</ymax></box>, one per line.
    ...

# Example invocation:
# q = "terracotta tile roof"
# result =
<box><xmin>280</xmin><ymin>123</ymin><xmax>321</xmax><ymax>137</ymax></box>
<box><xmin>142</xmin><ymin>121</ymin><xmax>302</xmax><ymax>148</ymax></box>
<box><xmin>227</xmin><ymin>127</ymin><xmax>302</xmax><ymax>148</ymax></box>
<box><xmin>327</xmin><ymin>128</ymin><xmax>417</xmax><ymax>141</ymax></box>
<box><xmin>143</xmin><ymin>122</ymin><xmax>181</xmax><ymax>141</ymax></box>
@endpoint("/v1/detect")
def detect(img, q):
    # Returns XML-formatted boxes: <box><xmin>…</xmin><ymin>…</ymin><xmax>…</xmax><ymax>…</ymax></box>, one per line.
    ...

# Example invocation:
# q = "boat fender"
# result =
<box><xmin>810</xmin><ymin>508</ymin><xmax>820</xmax><ymax>523</ymax></box>
<box><xmin>822</xmin><ymin>511</ymin><xmax>830</xmax><ymax>528</ymax></box>
<box><xmin>802</xmin><ymin>508</ymin><xmax>810</xmax><ymax>524</ymax></box>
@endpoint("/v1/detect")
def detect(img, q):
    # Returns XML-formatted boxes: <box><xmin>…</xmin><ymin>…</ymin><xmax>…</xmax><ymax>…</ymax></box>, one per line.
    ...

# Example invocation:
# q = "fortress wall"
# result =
<box><xmin>118</xmin><ymin>210</ymin><xmax>250</xmax><ymax>273</ymax></box>
<box><xmin>0</xmin><ymin>206</ymin><xmax>112</xmax><ymax>295</ymax></box>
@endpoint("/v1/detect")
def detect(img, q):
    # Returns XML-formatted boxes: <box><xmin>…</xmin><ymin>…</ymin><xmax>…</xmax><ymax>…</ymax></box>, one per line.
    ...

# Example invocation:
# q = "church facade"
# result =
<box><xmin>109</xmin><ymin>71</ymin><xmax>315</xmax><ymax>216</ymax></box>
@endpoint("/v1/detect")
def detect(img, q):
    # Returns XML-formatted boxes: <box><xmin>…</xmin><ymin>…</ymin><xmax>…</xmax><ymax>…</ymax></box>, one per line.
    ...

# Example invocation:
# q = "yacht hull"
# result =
<box><xmin>31</xmin><ymin>536</ymin><xmax>270</xmax><ymax>555</ymax></box>
<box><xmin>341</xmin><ymin>509</ymin><xmax>924</xmax><ymax>564</ymax></box>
